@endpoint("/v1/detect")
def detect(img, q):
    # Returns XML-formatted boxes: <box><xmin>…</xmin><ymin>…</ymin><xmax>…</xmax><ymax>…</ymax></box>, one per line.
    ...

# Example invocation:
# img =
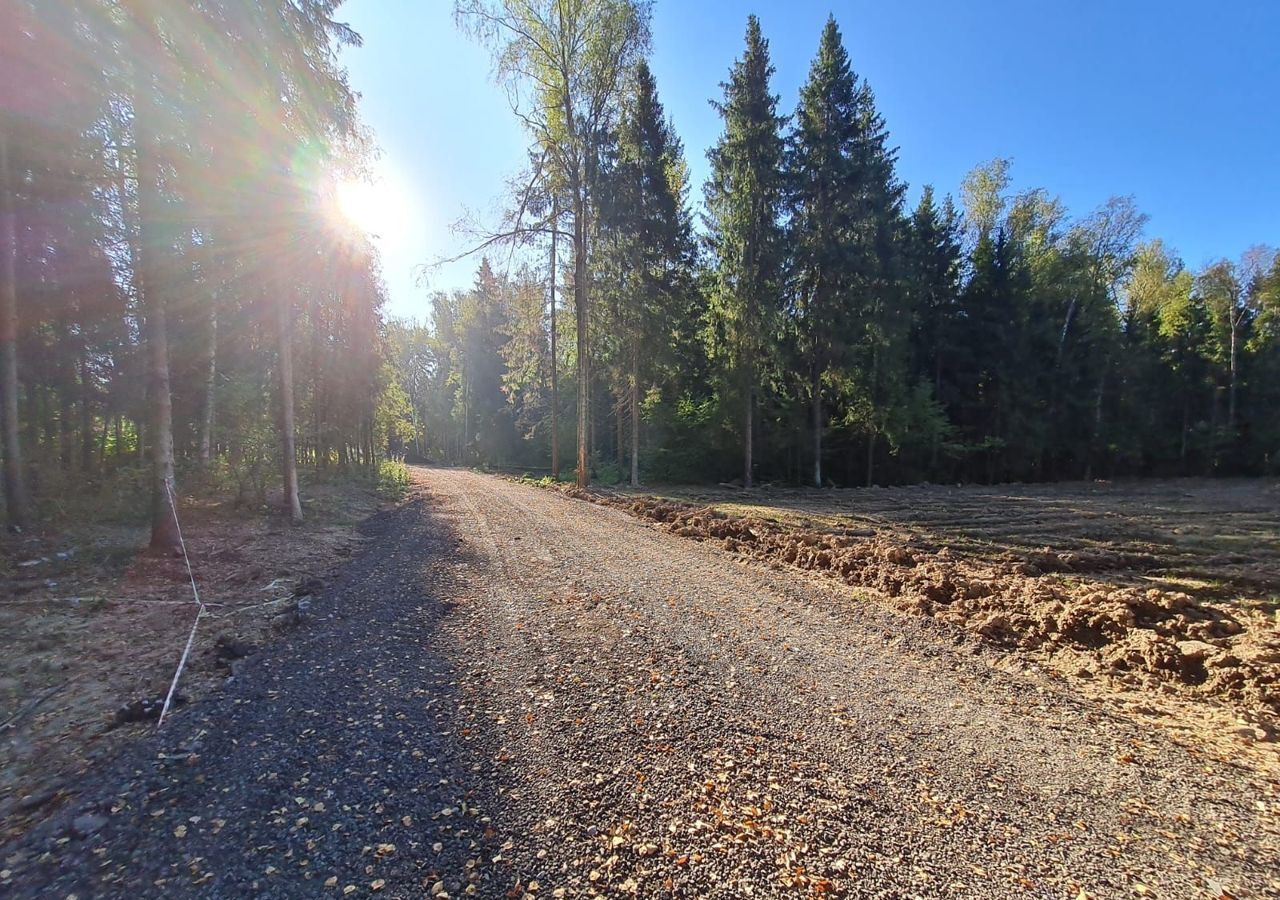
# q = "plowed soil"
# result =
<box><xmin>556</xmin><ymin>479</ymin><xmax>1280</xmax><ymax>735</ymax></box>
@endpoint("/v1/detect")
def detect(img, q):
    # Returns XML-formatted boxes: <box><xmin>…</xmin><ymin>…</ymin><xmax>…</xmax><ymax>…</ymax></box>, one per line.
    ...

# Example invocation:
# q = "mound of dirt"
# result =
<box><xmin>568</xmin><ymin>490</ymin><xmax>1280</xmax><ymax>719</ymax></box>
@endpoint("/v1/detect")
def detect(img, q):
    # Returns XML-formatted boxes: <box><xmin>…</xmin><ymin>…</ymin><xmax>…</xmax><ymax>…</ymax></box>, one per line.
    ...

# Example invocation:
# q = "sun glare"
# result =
<box><xmin>333</xmin><ymin>170</ymin><xmax>412</xmax><ymax>242</ymax></box>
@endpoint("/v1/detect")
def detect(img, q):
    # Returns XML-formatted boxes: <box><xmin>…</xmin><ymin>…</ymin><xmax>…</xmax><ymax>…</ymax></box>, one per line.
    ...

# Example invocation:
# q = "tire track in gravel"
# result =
<box><xmin>427</xmin><ymin>469</ymin><xmax>1277</xmax><ymax>900</ymax></box>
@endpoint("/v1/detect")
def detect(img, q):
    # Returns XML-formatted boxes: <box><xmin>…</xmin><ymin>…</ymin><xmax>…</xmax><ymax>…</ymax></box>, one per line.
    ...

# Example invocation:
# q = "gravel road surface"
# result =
<box><xmin>3</xmin><ymin>467</ymin><xmax>1275</xmax><ymax>899</ymax></box>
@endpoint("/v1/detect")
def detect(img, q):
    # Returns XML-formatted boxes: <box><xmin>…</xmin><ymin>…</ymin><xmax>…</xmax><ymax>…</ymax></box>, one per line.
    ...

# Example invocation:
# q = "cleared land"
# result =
<box><xmin>0</xmin><ymin>481</ymin><xmax>385</xmax><ymax>843</ymax></box>
<box><xmin>2</xmin><ymin>469</ymin><xmax>1276</xmax><ymax>899</ymax></box>
<box><xmin>566</xmin><ymin>478</ymin><xmax>1280</xmax><ymax>734</ymax></box>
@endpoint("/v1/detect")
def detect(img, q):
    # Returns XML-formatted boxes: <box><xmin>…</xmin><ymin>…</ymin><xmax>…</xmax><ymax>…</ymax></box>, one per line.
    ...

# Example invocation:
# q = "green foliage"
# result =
<box><xmin>703</xmin><ymin>16</ymin><xmax>788</xmax><ymax>485</ymax></box>
<box><xmin>386</xmin><ymin>14</ymin><xmax>1280</xmax><ymax>491</ymax></box>
<box><xmin>0</xmin><ymin>0</ymin><xmax>395</xmax><ymax>533</ymax></box>
<box><xmin>376</xmin><ymin>459</ymin><xmax>411</xmax><ymax>501</ymax></box>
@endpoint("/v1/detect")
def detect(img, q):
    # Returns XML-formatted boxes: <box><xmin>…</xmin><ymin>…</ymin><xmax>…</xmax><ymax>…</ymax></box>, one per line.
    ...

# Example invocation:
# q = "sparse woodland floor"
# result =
<box><xmin>1</xmin><ymin>469</ymin><xmax>1278</xmax><ymax>898</ymax></box>
<box><xmin>0</xmin><ymin>480</ymin><xmax>384</xmax><ymax>842</ymax></box>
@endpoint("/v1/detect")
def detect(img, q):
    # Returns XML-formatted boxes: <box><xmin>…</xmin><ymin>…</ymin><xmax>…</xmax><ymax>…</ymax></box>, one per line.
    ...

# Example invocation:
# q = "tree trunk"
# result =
<box><xmin>629</xmin><ymin>347</ymin><xmax>639</xmax><ymax>487</ymax></box>
<box><xmin>811</xmin><ymin>360</ymin><xmax>822</xmax><ymax>488</ymax></box>
<box><xmin>0</xmin><ymin>133</ymin><xmax>30</xmax><ymax>528</ymax></box>
<box><xmin>743</xmin><ymin>377</ymin><xmax>753</xmax><ymax>489</ymax></box>
<box><xmin>1179</xmin><ymin>398</ymin><xmax>1189</xmax><ymax>471</ymax></box>
<box><xmin>549</xmin><ymin>206</ymin><xmax>559</xmax><ymax>480</ymax></box>
<box><xmin>197</xmin><ymin>306</ymin><xmax>216</xmax><ymax>468</ymax></box>
<box><xmin>97</xmin><ymin>413</ymin><xmax>110</xmax><ymax>470</ymax></box>
<box><xmin>866</xmin><ymin>430</ymin><xmax>875</xmax><ymax>488</ymax></box>
<box><xmin>866</xmin><ymin>345</ymin><xmax>880</xmax><ymax>488</ymax></box>
<box><xmin>574</xmin><ymin>193</ymin><xmax>590</xmax><ymax>489</ymax></box>
<box><xmin>615</xmin><ymin>391</ymin><xmax>623</xmax><ymax>468</ymax></box>
<box><xmin>1057</xmin><ymin>296</ymin><xmax>1078</xmax><ymax>365</ymax></box>
<box><xmin>276</xmin><ymin>287</ymin><xmax>302</xmax><ymax>524</ymax></box>
<box><xmin>79</xmin><ymin>352</ymin><xmax>94</xmax><ymax>474</ymax></box>
<box><xmin>58</xmin><ymin>367</ymin><xmax>74</xmax><ymax>471</ymax></box>
<box><xmin>930</xmin><ymin>350</ymin><xmax>943</xmax><ymax>478</ymax></box>
<box><xmin>132</xmin><ymin>50</ymin><xmax>181</xmax><ymax>553</ymax></box>
<box><xmin>1084</xmin><ymin>370</ymin><xmax>1106</xmax><ymax>481</ymax></box>
<box><xmin>1228</xmin><ymin>319</ymin><xmax>1238</xmax><ymax>431</ymax></box>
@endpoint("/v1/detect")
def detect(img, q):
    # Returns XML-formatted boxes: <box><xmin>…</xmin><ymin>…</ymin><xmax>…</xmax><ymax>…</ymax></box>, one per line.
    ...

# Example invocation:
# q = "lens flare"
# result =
<box><xmin>333</xmin><ymin>169</ymin><xmax>412</xmax><ymax>242</ymax></box>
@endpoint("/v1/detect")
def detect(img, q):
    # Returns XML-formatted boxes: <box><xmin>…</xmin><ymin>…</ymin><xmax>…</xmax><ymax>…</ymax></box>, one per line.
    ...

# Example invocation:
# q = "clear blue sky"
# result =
<box><xmin>337</xmin><ymin>0</ymin><xmax>1280</xmax><ymax>322</ymax></box>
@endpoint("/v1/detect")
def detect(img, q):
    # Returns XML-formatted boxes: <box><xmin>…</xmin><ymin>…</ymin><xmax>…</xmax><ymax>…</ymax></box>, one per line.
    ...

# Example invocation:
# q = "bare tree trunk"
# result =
<box><xmin>743</xmin><ymin>377</ymin><xmax>753</xmax><ymax>489</ymax></box>
<box><xmin>58</xmin><ymin>363</ymin><xmax>74</xmax><ymax>471</ymax></box>
<box><xmin>1057</xmin><ymin>296</ymin><xmax>1077</xmax><ymax>365</ymax></box>
<box><xmin>629</xmin><ymin>347</ymin><xmax>639</xmax><ymax>487</ymax></box>
<box><xmin>930</xmin><ymin>351</ymin><xmax>943</xmax><ymax>478</ymax></box>
<box><xmin>1179</xmin><ymin>399</ymin><xmax>1189</xmax><ymax>471</ymax></box>
<box><xmin>866</xmin><ymin>346</ymin><xmax>880</xmax><ymax>488</ymax></box>
<box><xmin>0</xmin><ymin>133</ymin><xmax>30</xmax><ymax>528</ymax></box>
<box><xmin>97</xmin><ymin>413</ymin><xmax>110</xmax><ymax>470</ymax></box>
<box><xmin>276</xmin><ymin>288</ymin><xmax>302</xmax><ymax>524</ymax></box>
<box><xmin>79</xmin><ymin>352</ymin><xmax>94</xmax><ymax>474</ymax></box>
<box><xmin>866</xmin><ymin>430</ymin><xmax>875</xmax><ymax>488</ymax></box>
<box><xmin>132</xmin><ymin>49</ymin><xmax>181</xmax><ymax>552</ymax></box>
<box><xmin>574</xmin><ymin>194</ymin><xmax>590</xmax><ymax>489</ymax></box>
<box><xmin>1228</xmin><ymin>319</ymin><xmax>1239</xmax><ymax>431</ymax></box>
<box><xmin>615</xmin><ymin>391</ymin><xmax>623</xmax><ymax>468</ymax></box>
<box><xmin>1084</xmin><ymin>371</ymin><xmax>1106</xmax><ymax>481</ymax></box>
<box><xmin>811</xmin><ymin>360</ymin><xmax>822</xmax><ymax>488</ymax></box>
<box><xmin>549</xmin><ymin>206</ymin><xmax>559</xmax><ymax>480</ymax></box>
<box><xmin>197</xmin><ymin>306</ymin><xmax>216</xmax><ymax>468</ymax></box>
<box><xmin>590</xmin><ymin>375</ymin><xmax>598</xmax><ymax>466</ymax></box>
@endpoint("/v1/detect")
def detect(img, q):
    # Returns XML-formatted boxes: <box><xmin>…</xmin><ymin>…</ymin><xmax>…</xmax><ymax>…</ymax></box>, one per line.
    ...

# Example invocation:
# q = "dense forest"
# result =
<box><xmin>1</xmin><ymin>1</ymin><xmax>403</xmax><ymax>544</ymax></box>
<box><xmin>3</xmin><ymin>2</ymin><xmax>1278</xmax><ymax>546</ymax></box>
<box><xmin>413</xmin><ymin>4</ymin><xmax>1280</xmax><ymax>488</ymax></box>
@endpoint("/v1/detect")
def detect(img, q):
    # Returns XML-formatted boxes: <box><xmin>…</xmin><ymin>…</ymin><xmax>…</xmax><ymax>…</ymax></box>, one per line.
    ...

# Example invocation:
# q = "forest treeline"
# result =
<box><xmin>4</xmin><ymin>3</ymin><xmax>1279</xmax><ymax>549</ymax></box>
<box><xmin>1</xmin><ymin>1</ymin><xmax>406</xmax><ymax>544</ymax></box>
<box><xmin>411</xmin><ymin>4</ymin><xmax>1280</xmax><ymax>489</ymax></box>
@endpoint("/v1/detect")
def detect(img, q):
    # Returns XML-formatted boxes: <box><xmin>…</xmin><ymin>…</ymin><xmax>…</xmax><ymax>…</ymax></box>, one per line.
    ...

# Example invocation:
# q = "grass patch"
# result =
<box><xmin>376</xmin><ymin>459</ymin><xmax>412</xmax><ymax>501</ymax></box>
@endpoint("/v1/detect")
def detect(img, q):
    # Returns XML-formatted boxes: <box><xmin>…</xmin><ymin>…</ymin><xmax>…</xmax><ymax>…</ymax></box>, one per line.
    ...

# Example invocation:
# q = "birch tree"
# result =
<box><xmin>457</xmin><ymin>0</ymin><xmax>651</xmax><ymax>488</ymax></box>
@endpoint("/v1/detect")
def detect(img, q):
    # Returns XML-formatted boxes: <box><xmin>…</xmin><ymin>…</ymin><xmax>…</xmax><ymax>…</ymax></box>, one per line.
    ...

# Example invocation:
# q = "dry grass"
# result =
<box><xmin>0</xmin><ymin>479</ymin><xmax>388</xmax><ymax>840</ymax></box>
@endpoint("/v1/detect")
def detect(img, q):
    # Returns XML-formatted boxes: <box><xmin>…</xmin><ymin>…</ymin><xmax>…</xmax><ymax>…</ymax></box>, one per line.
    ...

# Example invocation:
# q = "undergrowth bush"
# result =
<box><xmin>376</xmin><ymin>458</ymin><xmax>411</xmax><ymax>500</ymax></box>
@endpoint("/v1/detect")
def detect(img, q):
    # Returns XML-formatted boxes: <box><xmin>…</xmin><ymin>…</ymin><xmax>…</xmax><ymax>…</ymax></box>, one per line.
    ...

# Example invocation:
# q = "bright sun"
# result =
<box><xmin>333</xmin><ymin>171</ymin><xmax>412</xmax><ymax>242</ymax></box>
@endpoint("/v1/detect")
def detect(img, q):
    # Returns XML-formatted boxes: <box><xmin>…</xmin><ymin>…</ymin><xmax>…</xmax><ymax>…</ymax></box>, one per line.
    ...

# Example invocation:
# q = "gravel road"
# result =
<box><xmin>3</xmin><ymin>467</ymin><xmax>1276</xmax><ymax>899</ymax></box>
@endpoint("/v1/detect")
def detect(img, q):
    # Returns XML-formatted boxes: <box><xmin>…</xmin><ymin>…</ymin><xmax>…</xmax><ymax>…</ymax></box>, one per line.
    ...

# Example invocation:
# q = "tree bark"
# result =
<box><xmin>1084</xmin><ymin>369</ymin><xmax>1106</xmax><ymax>481</ymax></box>
<box><xmin>197</xmin><ymin>305</ymin><xmax>216</xmax><ymax>468</ymax></box>
<box><xmin>0</xmin><ymin>133</ymin><xmax>30</xmax><ymax>528</ymax></box>
<box><xmin>131</xmin><ymin>44</ymin><xmax>181</xmax><ymax>552</ymax></box>
<box><xmin>79</xmin><ymin>352</ymin><xmax>94</xmax><ymax>473</ymax></box>
<box><xmin>549</xmin><ymin>206</ymin><xmax>559</xmax><ymax>480</ymax></box>
<box><xmin>865</xmin><ymin>430</ymin><xmax>875</xmax><ymax>488</ymax></box>
<box><xmin>811</xmin><ymin>360</ymin><xmax>822</xmax><ymax>488</ymax></box>
<box><xmin>574</xmin><ymin>193</ymin><xmax>590</xmax><ymax>489</ymax></box>
<box><xmin>1179</xmin><ymin>398</ymin><xmax>1189</xmax><ymax>471</ymax></box>
<box><xmin>629</xmin><ymin>347</ymin><xmax>640</xmax><ymax>487</ymax></box>
<box><xmin>276</xmin><ymin>287</ymin><xmax>302</xmax><ymax>524</ymax></box>
<box><xmin>58</xmin><ymin>358</ymin><xmax>74</xmax><ymax>471</ymax></box>
<box><xmin>1228</xmin><ymin>317</ymin><xmax>1239</xmax><ymax>431</ymax></box>
<box><xmin>743</xmin><ymin>378</ymin><xmax>753</xmax><ymax>489</ymax></box>
<box><xmin>615</xmin><ymin>391</ymin><xmax>623</xmax><ymax>468</ymax></box>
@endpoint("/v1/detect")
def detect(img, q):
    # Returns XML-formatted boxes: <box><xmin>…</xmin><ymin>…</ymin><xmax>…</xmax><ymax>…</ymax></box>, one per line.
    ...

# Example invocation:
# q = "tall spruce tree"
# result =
<box><xmin>786</xmin><ymin>16</ymin><xmax>909</xmax><ymax>487</ymax></box>
<box><xmin>599</xmin><ymin>61</ymin><xmax>695</xmax><ymax>485</ymax></box>
<box><xmin>786</xmin><ymin>16</ymin><xmax>862</xmax><ymax>487</ymax></box>
<box><xmin>798</xmin><ymin>18</ymin><xmax>906</xmax><ymax>486</ymax></box>
<box><xmin>904</xmin><ymin>186</ymin><xmax>962</xmax><ymax>474</ymax></box>
<box><xmin>705</xmin><ymin>16</ymin><xmax>786</xmax><ymax>488</ymax></box>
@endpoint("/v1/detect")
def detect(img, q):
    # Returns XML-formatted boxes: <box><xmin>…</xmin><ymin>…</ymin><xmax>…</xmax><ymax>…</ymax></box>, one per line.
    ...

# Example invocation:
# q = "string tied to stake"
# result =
<box><xmin>158</xmin><ymin>477</ymin><xmax>206</xmax><ymax>728</ymax></box>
